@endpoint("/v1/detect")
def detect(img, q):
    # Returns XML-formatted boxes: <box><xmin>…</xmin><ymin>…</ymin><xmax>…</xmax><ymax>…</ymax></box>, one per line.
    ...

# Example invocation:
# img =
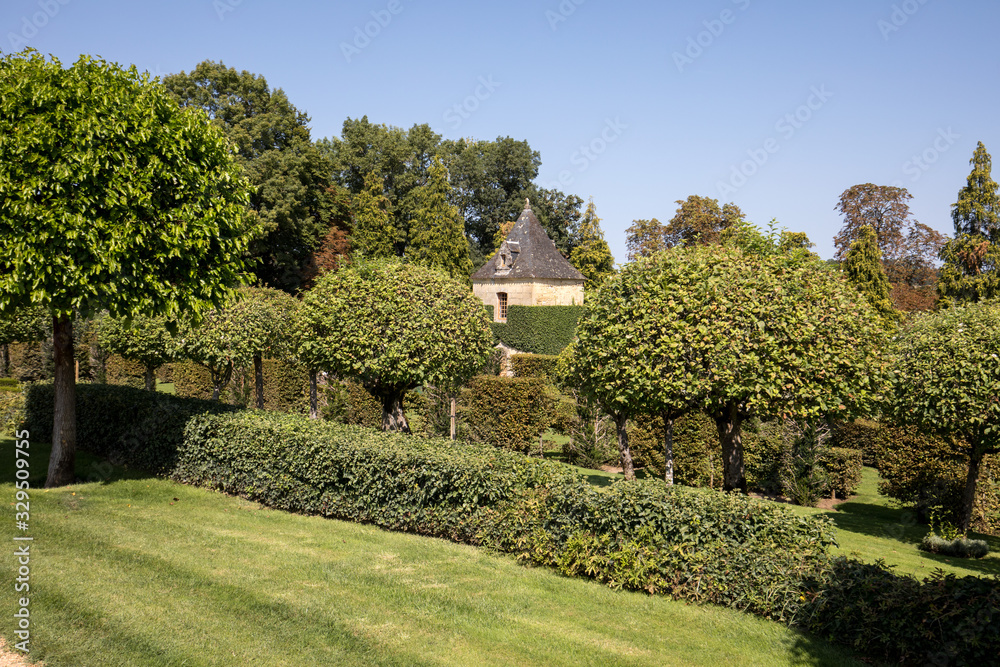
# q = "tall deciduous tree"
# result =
<box><xmin>842</xmin><ymin>226</ymin><xmax>899</xmax><ymax>329</ymax></box>
<box><xmin>833</xmin><ymin>184</ymin><xmax>914</xmax><ymax>261</ymax></box>
<box><xmin>407</xmin><ymin>158</ymin><xmax>474</xmax><ymax>279</ymax></box>
<box><xmin>664</xmin><ymin>195</ymin><xmax>744</xmax><ymax>247</ymax></box>
<box><xmin>94</xmin><ymin>313</ymin><xmax>177</xmax><ymax>391</ymax></box>
<box><xmin>887</xmin><ymin>301</ymin><xmax>1000</xmax><ymax>532</ymax></box>
<box><xmin>296</xmin><ymin>260</ymin><xmax>493</xmax><ymax>432</ymax></box>
<box><xmin>569</xmin><ymin>198</ymin><xmax>616</xmax><ymax>289</ymax></box>
<box><xmin>351</xmin><ymin>172</ymin><xmax>397</xmax><ymax>259</ymax></box>
<box><xmin>163</xmin><ymin>60</ymin><xmax>341</xmax><ymax>292</ymax></box>
<box><xmin>625</xmin><ymin>218</ymin><xmax>669</xmax><ymax>261</ymax></box>
<box><xmin>0</xmin><ymin>51</ymin><xmax>253</xmax><ymax>486</ymax></box>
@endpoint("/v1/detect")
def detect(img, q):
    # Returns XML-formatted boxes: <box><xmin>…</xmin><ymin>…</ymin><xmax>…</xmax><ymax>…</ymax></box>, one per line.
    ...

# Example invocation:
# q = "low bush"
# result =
<box><xmin>172</xmin><ymin>360</ymin><xmax>217</xmax><ymax>401</ymax></box>
<box><xmin>918</xmin><ymin>534</ymin><xmax>990</xmax><ymax>559</ymax></box>
<box><xmin>461</xmin><ymin>375</ymin><xmax>553</xmax><ymax>453</ymax></box>
<box><xmin>831</xmin><ymin>418</ymin><xmax>882</xmax><ymax>467</ymax></box>
<box><xmin>509</xmin><ymin>354</ymin><xmax>560</xmax><ymax>380</ymax></box>
<box><xmin>821</xmin><ymin>447</ymin><xmax>863</xmax><ymax>499</ymax></box>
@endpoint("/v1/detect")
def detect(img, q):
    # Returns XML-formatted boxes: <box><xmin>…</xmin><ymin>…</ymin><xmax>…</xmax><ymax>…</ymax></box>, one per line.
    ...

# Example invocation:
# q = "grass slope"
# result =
<box><xmin>0</xmin><ymin>436</ymin><xmax>860</xmax><ymax>667</ymax></box>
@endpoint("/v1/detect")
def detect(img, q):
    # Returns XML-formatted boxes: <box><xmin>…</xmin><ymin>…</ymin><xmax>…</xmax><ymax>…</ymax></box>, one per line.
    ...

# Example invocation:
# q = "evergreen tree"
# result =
<box><xmin>351</xmin><ymin>172</ymin><xmax>396</xmax><ymax>259</ymax></box>
<box><xmin>408</xmin><ymin>158</ymin><xmax>474</xmax><ymax>279</ymax></box>
<box><xmin>951</xmin><ymin>141</ymin><xmax>999</xmax><ymax>242</ymax></box>
<box><xmin>569</xmin><ymin>198</ymin><xmax>616</xmax><ymax>289</ymax></box>
<box><xmin>843</xmin><ymin>226</ymin><xmax>899</xmax><ymax>328</ymax></box>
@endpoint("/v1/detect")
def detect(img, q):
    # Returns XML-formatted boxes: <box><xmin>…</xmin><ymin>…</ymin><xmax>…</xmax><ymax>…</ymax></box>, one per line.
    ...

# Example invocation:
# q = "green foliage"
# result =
<box><xmin>627</xmin><ymin>413</ymin><xmax>723</xmax><ymax>487</ymax></box>
<box><xmin>936</xmin><ymin>234</ymin><xmax>1000</xmax><ymax>307</ymax></box>
<box><xmin>297</xmin><ymin>260</ymin><xmax>493</xmax><ymax>430</ymax></box>
<box><xmin>887</xmin><ymin>300</ymin><xmax>1000</xmax><ymax>529</ymax></box>
<box><xmin>951</xmin><ymin>141</ymin><xmax>999</xmax><ymax>242</ymax></box>
<box><xmin>918</xmin><ymin>534</ymin><xmax>990</xmax><ymax>559</ymax></box>
<box><xmin>797</xmin><ymin>559</ymin><xmax>1000</xmax><ymax>665</ymax></box>
<box><xmin>105</xmin><ymin>355</ymin><xmax>148</xmax><ymax>389</ymax></box>
<box><xmin>568</xmin><ymin>198</ymin><xmax>615</xmax><ymax>289</ymax></box>
<box><xmin>0</xmin><ymin>306</ymin><xmax>46</xmax><ymax>345</ymax></box>
<box><xmin>407</xmin><ymin>158</ymin><xmax>474</xmax><ymax>279</ymax></box>
<box><xmin>491</xmin><ymin>305</ymin><xmax>584</xmax><ymax>355</ymax></box>
<box><xmin>333</xmin><ymin>379</ymin><xmax>383</xmax><ymax>428</ymax></box>
<box><xmin>664</xmin><ymin>195</ymin><xmax>744</xmax><ymax>247</ymax></box>
<box><xmin>842</xmin><ymin>226</ymin><xmax>899</xmax><ymax>328</ymax></box>
<box><xmin>831</xmin><ymin>418</ymin><xmax>882</xmax><ymax>467</ymax></box>
<box><xmin>0</xmin><ymin>50</ymin><xmax>254</xmax><ymax>322</ymax></box>
<box><xmin>0</xmin><ymin>387</ymin><xmax>25</xmax><ymax>434</ymax></box>
<box><xmin>821</xmin><ymin>447</ymin><xmax>863</xmax><ymax>499</ymax></box>
<box><xmin>258</xmin><ymin>358</ymin><xmax>309</xmax><ymax>414</ymax></box>
<box><xmin>509</xmin><ymin>354</ymin><xmax>560</xmax><ymax>379</ymax></box>
<box><xmin>779</xmin><ymin>422</ymin><xmax>831</xmax><ymax>507</ymax></box>
<box><xmin>351</xmin><ymin>171</ymin><xmax>397</xmax><ymax>259</ymax></box>
<box><xmin>461</xmin><ymin>375</ymin><xmax>553</xmax><ymax>453</ymax></box>
<box><xmin>95</xmin><ymin>313</ymin><xmax>177</xmax><ymax>389</ymax></box>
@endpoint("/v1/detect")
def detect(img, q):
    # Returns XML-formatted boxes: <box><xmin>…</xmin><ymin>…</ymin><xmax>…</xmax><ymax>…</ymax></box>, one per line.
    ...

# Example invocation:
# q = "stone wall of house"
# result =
<box><xmin>473</xmin><ymin>279</ymin><xmax>584</xmax><ymax>321</ymax></box>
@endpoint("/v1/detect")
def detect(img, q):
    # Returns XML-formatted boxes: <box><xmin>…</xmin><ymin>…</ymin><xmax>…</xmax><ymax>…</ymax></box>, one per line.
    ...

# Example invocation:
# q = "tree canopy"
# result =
<box><xmin>842</xmin><ymin>226</ymin><xmax>899</xmax><ymax>330</ymax></box>
<box><xmin>951</xmin><ymin>141</ymin><xmax>999</xmax><ymax>242</ymax></box>
<box><xmin>296</xmin><ymin>260</ymin><xmax>493</xmax><ymax>432</ymax></box>
<box><xmin>886</xmin><ymin>300</ymin><xmax>1000</xmax><ymax>531</ymax></box>
<box><xmin>407</xmin><ymin>158</ymin><xmax>474</xmax><ymax>279</ymax></box>
<box><xmin>0</xmin><ymin>50</ymin><xmax>254</xmax><ymax>486</ymax></box>
<box><xmin>664</xmin><ymin>195</ymin><xmax>744</xmax><ymax>247</ymax></box>
<box><xmin>95</xmin><ymin>313</ymin><xmax>177</xmax><ymax>391</ymax></box>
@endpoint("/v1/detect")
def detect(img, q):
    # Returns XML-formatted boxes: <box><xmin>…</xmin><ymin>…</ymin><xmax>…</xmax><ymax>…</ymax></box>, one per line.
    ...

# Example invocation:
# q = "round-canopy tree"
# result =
<box><xmin>296</xmin><ymin>260</ymin><xmax>493</xmax><ymax>432</ymax></box>
<box><xmin>886</xmin><ymin>300</ymin><xmax>1000</xmax><ymax>532</ymax></box>
<box><xmin>569</xmin><ymin>243</ymin><xmax>887</xmax><ymax>491</ymax></box>
<box><xmin>226</xmin><ymin>287</ymin><xmax>299</xmax><ymax>408</ymax></box>
<box><xmin>0</xmin><ymin>50</ymin><xmax>254</xmax><ymax>486</ymax></box>
<box><xmin>94</xmin><ymin>313</ymin><xmax>178</xmax><ymax>391</ymax></box>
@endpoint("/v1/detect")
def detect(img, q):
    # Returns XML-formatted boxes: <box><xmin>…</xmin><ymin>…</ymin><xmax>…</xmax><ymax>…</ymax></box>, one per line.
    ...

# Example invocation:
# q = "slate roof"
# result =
<box><xmin>471</xmin><ymin>201</ymin><xmax>586</xmax><ymax>282</ymax></box>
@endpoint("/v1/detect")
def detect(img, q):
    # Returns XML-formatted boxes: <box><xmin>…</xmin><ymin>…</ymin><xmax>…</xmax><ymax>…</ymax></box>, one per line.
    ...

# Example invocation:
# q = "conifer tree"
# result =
<box><xmin>569</xmin><ymin>198</ymin><xmax>616</xmax><ymax>289</ymax></box>
<box><xmin>951</xmin><ymin>141</ymin><xmax>999</xmax><ymax>242</ymax></box>
<box><xmin>351</xmin><ymin>172</ymin><xmax>396</xmax><ymax>259</ymax></box>
<box><xmin>408</xmin><ymin>158</ymin><xmax>474</xmax><ymax>279</ymax></box>
<box><xmin>843</xmin><ymin>226</ymin><xmax>899</xmax><ymax>329</ymax></box>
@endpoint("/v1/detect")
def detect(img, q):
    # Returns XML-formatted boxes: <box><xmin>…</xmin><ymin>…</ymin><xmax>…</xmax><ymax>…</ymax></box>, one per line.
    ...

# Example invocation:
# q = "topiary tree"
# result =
<box><xmin>886</xmin><ymin>299</ymin><xmax>1000</xmax><ymax>532</ymax></box>
<box><xmin>568</xmin><ymin>242</ymin><xmax>887</xmax><ymax>491</ymax></box>
<box><xmin>296</xmin><ymin>260</ymin><xmax>493</xmax><ymax>432</ymax></box>
<box><xmin>0</xmin><ymin>50</ymin><xmax>254</xmax><ymax>486</ymax></box>
<box><xmin>225</xmin><ymin>287</ymin><xmax>299</xmax><ymax>408</ymax></box>
<box><xmin>94</xmin><ymin>313</ymin><xmax>177</xmax><ymax>391</ymax></box>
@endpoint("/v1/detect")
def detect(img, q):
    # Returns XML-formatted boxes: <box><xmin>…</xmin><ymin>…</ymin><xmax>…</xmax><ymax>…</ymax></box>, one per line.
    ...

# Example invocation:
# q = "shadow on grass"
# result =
<box><xmin>0</xmin><ymin>435</ymin><xmax>155</xmax><ymax>488</ymax></box>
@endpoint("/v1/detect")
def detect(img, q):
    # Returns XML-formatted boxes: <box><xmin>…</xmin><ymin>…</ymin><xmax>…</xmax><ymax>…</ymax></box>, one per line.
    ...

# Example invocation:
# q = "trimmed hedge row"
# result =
<box><xmin>490</xmin><ymin>305</ymin><xmax>584</xmax><ymax>355</ymax></box>
<box><xmin>509</xmin><ymin>353</ymin><xmax>560</xmax><ymax>379</ymax></box>
<box><xmin>461</xmin><ymin>375</ymin><xmax>553</xmax><ymax>453</ymax></box>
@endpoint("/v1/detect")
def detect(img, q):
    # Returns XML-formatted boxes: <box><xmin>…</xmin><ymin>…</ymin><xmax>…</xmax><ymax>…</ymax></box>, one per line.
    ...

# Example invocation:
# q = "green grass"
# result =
<box><xmin>0</xmin><ymin>435</ymin><xmax>863</xmax><ymax>667</ymax></box>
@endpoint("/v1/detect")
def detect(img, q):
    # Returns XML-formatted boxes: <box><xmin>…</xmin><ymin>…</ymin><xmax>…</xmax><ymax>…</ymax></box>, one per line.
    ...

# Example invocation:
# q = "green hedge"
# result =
<box><xmin>509</xmin><ymin>353</ymin><xmax>560</xmax><ymax>379</ymax></box>
<box><xmin>23</xmin><ymin>383</ymin><xmax>237</xmax><ymax>474</ymax></box>
<box><xmin>259</xmin><ymin>358</ymin><xmax>309</xmax><ymax>414</ymax></box>
<box><xmin>821</xmin><ymin>447</ymin><xmax>863</xmax><ymax>499</ymax></box>
<box><xmin>461</xmin><ymin>375</ymin><xmax>553</xmax><ymax>453</ymax></box>
<box><xmin>831</xmin><ymin>418</ymin><xmax>882</xmax><ymax>468</ymax></box>
<box><xmin>490</xmin><ymin>305</ymin><xmax>584</xmax><ymax>355</ymax></box>
<box><xmin>106</xmin><ymin>354</ymin><xmax>147</xmax><ymax>388</ymax></box>
<box><xmin>172</xmin><ymin>360</ymin><xmax>217</xmax><ymax>401</ymax></box>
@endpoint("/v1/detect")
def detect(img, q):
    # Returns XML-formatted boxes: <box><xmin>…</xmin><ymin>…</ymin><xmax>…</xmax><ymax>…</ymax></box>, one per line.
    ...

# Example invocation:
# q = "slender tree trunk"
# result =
<box><xmin>376</xmin><ymin>387</ymin><xmax>410</xmax><ymax>433</ymax></box>
<box><xmin>210</xmin><ymin>363</ymin><xmax>233</xmax><ymax>402</ymax></box>
<box><xmin>46</xmin><ymin>315</ymin><xmax>76</xmax><ymax>488</ymax></box>
<box><xmin>662</xmin><ymin>413</ymin><xmax>675</xmax><ymax>486</ymax></box>
<box><xmin>144</xmin><ymin>365</ymin><xmax>156</xmax><ymax>392</ymax></box>
<box><xmin>715</xmin><ymin>404</ymin><xmax>747</xmax><ymax>493</ymax></box>
<box><xmin>450</xmin><ymin>396</ymin><xmax>456</xmax><ymax>440</ymax></box>
<box><xmin>309</xmin><ymin>370</ymin><xmax>319</xmax><ymax>420</ymax></box>
<box><xmin>614</xmin><ymin>413</ymin><xmax>635</xmax><ymax>481</ymax></box>
<box><xmin>959</xmin><ymin>448</ymin><xmax>984</xmax><ymax>534</ymax></box>
<box><xmin>254</xmin><ymin>353</ymin><xmax>264</xmax><ymax>409</ymax></box>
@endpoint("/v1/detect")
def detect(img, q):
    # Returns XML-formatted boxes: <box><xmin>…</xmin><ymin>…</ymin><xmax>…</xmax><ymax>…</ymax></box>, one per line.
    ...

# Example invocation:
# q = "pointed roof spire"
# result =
<box><xmin>471</xmin><ymin>204</ymin><xmax>585</xmax><ymax>281</ymax></box>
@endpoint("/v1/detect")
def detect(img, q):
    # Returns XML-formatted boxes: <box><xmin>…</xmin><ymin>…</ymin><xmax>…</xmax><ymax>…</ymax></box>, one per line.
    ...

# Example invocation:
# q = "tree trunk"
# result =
<box><xmin>46</xmin><ymin>315</ymin><xmax>76</xmax><ymax>488</ymax></box>
<box><xmin>210</xmin><ymin>363</ymin><xmax>232</xmax><ymax>402</ymax></box>
<box><xmin>959</xmin><ymin>448</ymin><xmax>984</xmax><ymax>534</ymax></box>
<box><xmin>377</xmin><ymin>387</ymin><xmax>410</xmax><ymax>433</ymax></box>
<box><xmin>715</xmin><ymin>404</ymin><xmax>747</xmax><ymax>493</ymax></box>
<box><xmin>144</xmin><ymin>365</ymin><xmax>156</xmax><ymax>392</ymax></box>
<box><xmin>254</xmin><ymin>353</ymin><xmax>264</xmax><ymax>409</ymax></box>
<box><xmin>614</xmin><ymin>413</ymin><xmax>635</xmax><ymax>481</ymax></box>
<box><xmin>309</xmin><ymin>370</ymin><xmax>319</xmax><ymax>420</ymax></box>
<box><xmin>450</xmin><ymin>396</ymin><xmax>456</xmax><ymax>440</ymax></box>
<box><xmin>662</xmin><ymin>413</ymin><xmax>675</xmax><ymax>486</ymax></box>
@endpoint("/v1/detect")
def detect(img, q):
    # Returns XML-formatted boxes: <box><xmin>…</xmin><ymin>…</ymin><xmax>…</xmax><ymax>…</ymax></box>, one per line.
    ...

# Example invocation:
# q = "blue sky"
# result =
<box><xmin>4</xmin><ymin>0</ymin><xmax>998</xmax><ymax>265</ymax></box>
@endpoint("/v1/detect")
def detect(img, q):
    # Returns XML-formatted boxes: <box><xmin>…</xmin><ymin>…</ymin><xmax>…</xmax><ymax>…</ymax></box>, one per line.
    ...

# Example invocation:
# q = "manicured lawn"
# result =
<box><xmin>0</xmin><ymin>435</ymin><xmax>862</xmax><ymax>666</ymax></box>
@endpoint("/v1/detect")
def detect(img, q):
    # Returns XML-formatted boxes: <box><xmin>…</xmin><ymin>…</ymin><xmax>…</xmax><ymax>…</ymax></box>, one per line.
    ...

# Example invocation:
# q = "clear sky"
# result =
<box><xmin>4</xmin><ymin>0</ymin><xmax>998</xmax><ymax>265</ymax></box>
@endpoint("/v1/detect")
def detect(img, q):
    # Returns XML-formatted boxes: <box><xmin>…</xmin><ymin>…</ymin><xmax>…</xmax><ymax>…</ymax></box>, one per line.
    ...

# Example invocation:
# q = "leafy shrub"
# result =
<box><xmin>821</xmin><ymin>447</ymin><xmax>863</xmax><ymax>499</ymax></box>
<box><xmin>742</xmin><ymin>419</ymin><xmax>787</xmax><ymax>496</ymax></box>
<box><xmin>797</xmin><ymin>558</ymin><xmax>1000</xmax><ymax>665</ymax></box>
<box><xmin>259</xmin><ymin>358</ymin><xmax>309</xmax><ymax>414</ymax></box>
<box><xmin>490</xmin><ymin>305</ymin><xmax>584</xmax><ymax>355</ymax></box>
<box><xmin>461</xmin><ymin>375</ymin><xmax>553</xmax><ymax>453</ymax></box>
<box><xmin>559</xmin><ymin>392</ymin><xmax>617</xmax><ymax>469</ymax></box>
<box><xmin>831</xmin><ymin>418</ymin><xmax>882</xmax><ymax>467</ymax></box>
<box><xmin>105</xmin><ymin>354</ymin><xmax>147</xmax><ymax>388</ymax></box>
<box><xmin>337</xmin><ymin>380</ymin><xmax>382</xmax><ymax>427</ymax></box>
<box><xmin>877</xmin><ymin>424</ymin><xmax>968</xmax><ymax>524</ymax></box>
<box><xmin>8</xmin><ymin>341</ymin><xmax>46</xmax><ymax>382</ymax></box>
<box><xmin>0</xmin><ymin>387</ymin><xmax>25</xmax><ymax>434</ymax></box>
<box><xmin>23</xmin><ymin>383</ymin><xmax>235</xmax><ymax>474</ymax></box>
<box><xmin>919</xmin><ymin>534</ymin><xmax>990</xmax><ymax>559</ymax></box>
<box><xmin>172</xmin><ymin>360</ymin><xmax>216</xmax><ymax>401</ymax></box>
<box><xmin>779</xmin><ymin>422</ymin><xmax>831</xmax><ymax>507</ymax></box>
<box><xmin>509</xmin><ymin>354</ymin><xmax>560</xmax><ymax>380</ymax></box>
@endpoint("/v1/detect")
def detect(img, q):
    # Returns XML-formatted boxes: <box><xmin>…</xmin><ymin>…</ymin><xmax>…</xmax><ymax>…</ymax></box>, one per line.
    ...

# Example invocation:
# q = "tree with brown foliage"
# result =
<box><xmin>664</xmin><ymin>195</ymin><xmax>744</xmax><ymax>248</ymax></box>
